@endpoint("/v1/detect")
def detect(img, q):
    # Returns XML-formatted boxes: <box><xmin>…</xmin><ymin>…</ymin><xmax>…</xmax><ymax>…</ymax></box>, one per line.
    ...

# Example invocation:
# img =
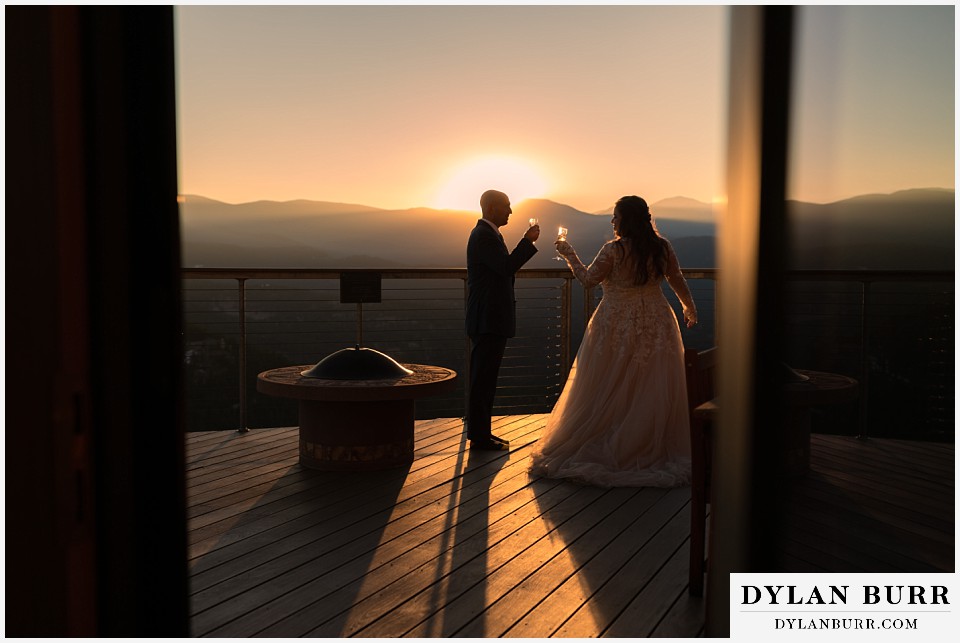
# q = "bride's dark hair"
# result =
<box><xmin>614</xmin><ymin>195</ymin><xmax>668</xmax><ymax>285</ymax></box>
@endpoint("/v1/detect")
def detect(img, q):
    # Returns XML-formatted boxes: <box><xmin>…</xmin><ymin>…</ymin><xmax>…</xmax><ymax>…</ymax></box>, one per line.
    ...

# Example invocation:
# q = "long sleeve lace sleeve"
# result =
<box><xmin>564</xmin><ymin>242</ymin><xmax>617</xmax><ymax>289</ymax></box>
<box><xmin>663</xmin><ymin>240</ymin><xmax>698</xmax><ymax>326</ymax></box>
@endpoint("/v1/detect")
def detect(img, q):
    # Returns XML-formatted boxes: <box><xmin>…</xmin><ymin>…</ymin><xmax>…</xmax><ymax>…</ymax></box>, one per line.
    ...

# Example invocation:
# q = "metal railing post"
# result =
<box><xmin>560</xmin><ymin>276</ymin><xmax>572</xmax><ymax>380</ymax></box>
<box><xmin>463</xmin><ymin>277</ymin><xmax>470</xmax><ymax>422</ymax></box>
<box><xmin>238</xmin><ymin>277</ymin><xmax>249</xmax><ymax>433</ymax></box>
<box><xmin>857</xmin><ymin>279</ymin><xmax>871</xmax><ymax>439</ymax></box>
<box><xmin>356</xmin><ymin>302</ymin><xmax>363</xmax><ymax>347</ymax></box>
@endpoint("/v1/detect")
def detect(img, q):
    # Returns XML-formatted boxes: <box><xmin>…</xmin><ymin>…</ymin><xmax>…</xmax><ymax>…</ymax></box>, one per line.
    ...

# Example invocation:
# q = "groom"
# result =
<box><xmin>465</xmin><ymin>189</ymin><xmax>540</xmax><ymax>451</ymax></box>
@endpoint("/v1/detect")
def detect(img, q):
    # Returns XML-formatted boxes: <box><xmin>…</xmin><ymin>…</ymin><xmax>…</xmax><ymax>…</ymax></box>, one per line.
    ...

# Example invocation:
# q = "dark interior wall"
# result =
<box><xmin>705</xmin><ymin>7</ymin><xmax>794</xmax><ymax>635</ymax></box>
<box><xmin>5</xmin><ymin>6</ymin><xmax>188</xmax><ymax>636</ymax></box>
<box><xmin>6</xmin><ymin>7</ymin><xmax>81</xmax><ymax>635</ymax></box>
<box><xmin>82</xmin><ymin>7</ymin><xmax>189</xmax><ymax>635</ymax></box>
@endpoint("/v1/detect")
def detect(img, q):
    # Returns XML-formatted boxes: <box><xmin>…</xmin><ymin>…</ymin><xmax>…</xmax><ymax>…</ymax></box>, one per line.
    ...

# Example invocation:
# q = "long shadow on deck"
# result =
<box><xmin>187</xmin><ymin>441</ymin><xmax>410</xmax><ymax>637</ymax></box>
<box><xmin>340</xmin><ymin>416</ymin><xmax>545</xmax><ymax>637</ymax></box>
<box><xmin>420</xmin><ymin>447</ymin><xmax>506</xmax><ymax>637</ymax></box>
<box><xmin>510</xmin><ymin>483</ymin><xmax>706</xmax><ymax>638</ymax></box>
<box><xmin>320</xmin><ymin>433</ymin><xmax>507</xmax><ymax>638</ymax></box>
<box><xmin>185</xmin><ymin>418</ymin><xmax>714</xmax><ymax>637</ymax></box>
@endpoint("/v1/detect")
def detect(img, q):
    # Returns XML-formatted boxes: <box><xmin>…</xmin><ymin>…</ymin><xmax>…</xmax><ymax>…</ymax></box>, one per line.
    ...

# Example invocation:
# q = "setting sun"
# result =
<box><xmin>433</xmin><ymin>156</ymin><xmax>549</xmax><ymax>211</ymax></box>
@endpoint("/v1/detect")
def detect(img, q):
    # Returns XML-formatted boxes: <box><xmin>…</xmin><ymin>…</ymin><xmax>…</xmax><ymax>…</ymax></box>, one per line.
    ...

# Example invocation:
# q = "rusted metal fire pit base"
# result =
<box><xmin>257</xmin><ymin>364</ymin><xmax>457</xmax><ymax>471</ymax></box>
<box><xmin>298</xmin><ymin>399</ymin><xmax>414</xmax><ymax>470</ymax></box>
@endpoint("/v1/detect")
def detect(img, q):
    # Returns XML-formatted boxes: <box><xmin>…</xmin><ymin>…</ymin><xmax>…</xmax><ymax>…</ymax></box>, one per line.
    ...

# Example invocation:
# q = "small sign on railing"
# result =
<box><xmin>340</xmin><ymin>272</ymin><xmax>382</xmax><ymax>304</ymax></box>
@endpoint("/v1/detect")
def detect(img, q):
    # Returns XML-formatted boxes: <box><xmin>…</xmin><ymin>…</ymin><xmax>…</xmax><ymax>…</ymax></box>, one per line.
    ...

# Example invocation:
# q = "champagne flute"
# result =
<box><xmin>554</xmin><ymin>226</ymin><xmax>569</xmax><ymax>261</ymax></box>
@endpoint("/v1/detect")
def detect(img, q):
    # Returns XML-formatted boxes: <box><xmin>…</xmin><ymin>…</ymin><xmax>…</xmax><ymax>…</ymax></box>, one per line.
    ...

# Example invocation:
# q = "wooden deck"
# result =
<box><xmin>186</xmin><ymin>415</ymin><xmax>953</xmax><ymax>637</ymax></box>
<box><xmin>777</xmin><ymin>432</ymin><xmax>954</xmax><ymax>573</ymax></box>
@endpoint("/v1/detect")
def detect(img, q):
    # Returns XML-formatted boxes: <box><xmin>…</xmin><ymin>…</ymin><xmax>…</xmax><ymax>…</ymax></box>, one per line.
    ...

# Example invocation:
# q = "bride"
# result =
<box><xmin>529</xmin><ymin>195</ymin><xmax>698</xmax><ymax>488</ymax></box>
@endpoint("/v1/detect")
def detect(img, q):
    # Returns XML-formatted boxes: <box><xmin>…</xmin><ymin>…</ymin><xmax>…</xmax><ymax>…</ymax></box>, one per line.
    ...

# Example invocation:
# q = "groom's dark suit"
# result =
<box><xmin>465</xmin><ymin>219</ymin><xmax>537</xmax><ymax>442</ymax></box>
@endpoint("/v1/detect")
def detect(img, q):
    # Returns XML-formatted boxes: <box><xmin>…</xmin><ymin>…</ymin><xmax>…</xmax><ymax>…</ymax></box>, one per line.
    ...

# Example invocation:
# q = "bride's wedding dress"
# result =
<box><xmin>530</xmin><ymin>240</ymin><xmax>694</xmax><ymax>488</ymax></box>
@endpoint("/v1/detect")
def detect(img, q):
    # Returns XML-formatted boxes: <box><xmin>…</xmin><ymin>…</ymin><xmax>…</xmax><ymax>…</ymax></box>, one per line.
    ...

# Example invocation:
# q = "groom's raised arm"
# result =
<box><xmin>473</xmin><ymin>231</ymin><xmax>537</xmax><ymax>277</ymax></box>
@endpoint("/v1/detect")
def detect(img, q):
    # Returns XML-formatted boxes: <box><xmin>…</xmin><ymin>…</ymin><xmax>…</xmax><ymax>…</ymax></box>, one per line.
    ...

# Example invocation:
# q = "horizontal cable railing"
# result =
<box><xmin>181</xmin><ymin>268</ymin><xmax>952</xmax><ymax>442</ymax></box>
<box><xmin>182</xmin><ymin>269</ymin><xmax>585</xmax><ymax>434</ymax></box>
<box><xmin>781</xmin><ymin>271</ymin><xmax>953</xmax><ymax>441</ymax></box>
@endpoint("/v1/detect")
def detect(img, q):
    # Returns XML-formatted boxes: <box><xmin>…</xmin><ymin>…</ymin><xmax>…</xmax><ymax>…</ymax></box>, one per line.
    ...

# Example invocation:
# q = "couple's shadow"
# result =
<box><xmin>415</xmin><ymin>437</ymin><xmax>510</xmax><ymax>637</ymax></box>
<box><xmin>399</xmin><ymin>430</ymin><xmax>533</xmax><ymax>638</ymax></box>
<box><xmin>451</xmin><ymin>428</ymin><xmax>696</xmax><ymax>637</ymax></box>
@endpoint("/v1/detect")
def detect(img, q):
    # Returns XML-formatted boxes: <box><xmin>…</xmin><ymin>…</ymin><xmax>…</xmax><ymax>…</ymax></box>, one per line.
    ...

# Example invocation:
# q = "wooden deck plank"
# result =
<box><xmin>849</xmin><ymin>434</ymin><xmax>954</xmax><ymax>463</ymax></box>
<box><xmin>186</xmin><ymin>426</ymin><xmax>298</xmax><ymax>471</ymax></box>
<box><xmin>191</xmin><ymin>420</ymin><xmax>547</xmax><ymax>633</ymax></box>
<box><xmin>649</xmin><ymin>587</ymin><xmax>707</xmax><ymax>639</ymax></box>
<box><xmin>810</xmin><ymin>438</ymin><xmax>954</xmax><ymax>487</ymax></box>
<box><xmin>783</xmin><ymin>499</ymin><xmax>952</xmax><ymax>570</ymax></box>
<box><xmin>795</xmin><ymin>468</ymin><xmax>953</xmax><ymax>526</ymax></box>
<box><xmin>254</xmin><ymin>479</ymin><xmax>575</xmax><ymax>638</ymax></box>
<box><xmin>499</xmin><ymin>488</ymin><xmax>681</xmax><ymax>638</ymax></box>
<box><xmin>830</xmin><ymin>438</ymin><xmax>955</xmax><ymax>473</ymax></box>
<box><xmin>186</xmin><ymin>428</ymin><xmax>245</xmax><ymax>447</ymax></box>
<box><xmin>185</xmin><ymin>416</ymin><xmax>953</xmax><ymax>638</ymax></box>
<box><xmin>553</xmin><ymin>491</ymin><xmax>692</xmax><ymax>638</ymax></box>
<box><xmin>186</xmin><ymin>417</ymin><xmax>461</xmax><ymax>493</ymax></box>
<box><xmin>188</xmin><ymin>454</ymin><xmax>305</xmax><ymax>503</ymax></box>
<box><xmin>782</xmin><ymin>518</ymin><xmax>921</xmax><ymax>573</ymax></box>
<box><xmin>187</xmin><ymin>440</ymin><xmax>299</xmax><ymax>486</ymax></box>
<box><xmin>211</xmin><ymin>458</ymin><xmax>567</xmax><ymax>636</ymax></box>
<box><xmin>191</xmin><ymin>421</ymin><xmax>529</xmax><ymax>551</ymax></box>
<box><xmin>788</xmin><ymin>479</ymin><xmax>954</xmax><ymax>542</ymax></box>
<box><xmin>777</xmin><ymin>536</ymin><xmax>868</xmax><ymax>573</ymax></box>
<box><xmin>603</xmin><ymin>540</ymin><xmax>691</xmax><ymax>637</ymax></box>
<box><xmin>292</xmin><ymin>479</ymin><xmax>586</xmax><ymax>638</ymax></box>
<box><xmin>776</xmin><ymin>434</ymin><xmax>955</xmax><ymax>574</ymax></box>
<box><xmin>811</xmin><ymin>448</ymin><xmax>952</xmax><ymax>493</ymax></box>
<box><xmin>810</xmin><ymin>447</ymin><xmax>953</xmax><ymax>498</ymax></box>
<box><xmin>188</xmin><ymin>418</ymin><xmax>542</xmax><ymax>576</ymax></box>
<box><xmin>353</xmin><ymin>484</ymin><xmax>615</xmax><ymax>638</ymax></box>
<box><xmin>383</xmin><ymin>485</ymin><xmax>622</xmax><ymax>638</ymax></box>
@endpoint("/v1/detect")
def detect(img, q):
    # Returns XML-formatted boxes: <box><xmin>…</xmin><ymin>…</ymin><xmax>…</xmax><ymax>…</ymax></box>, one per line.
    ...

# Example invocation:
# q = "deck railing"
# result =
<box><xmin>181</xmin><ymin>268</ymin><xmax>952</xmax><ymax>442</ymax></box>
<box><xmin>780</xmin><ymin>270</ymin><xmax>953</xmax><ymax>441</ymax></box>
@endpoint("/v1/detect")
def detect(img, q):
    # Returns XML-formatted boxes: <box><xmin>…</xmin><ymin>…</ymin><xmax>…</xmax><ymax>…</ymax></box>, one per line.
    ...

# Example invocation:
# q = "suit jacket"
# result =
<box><xmin>466</xmin><ymin>220</ymin><xmax>538</xmax><ymax>338</ymax></box>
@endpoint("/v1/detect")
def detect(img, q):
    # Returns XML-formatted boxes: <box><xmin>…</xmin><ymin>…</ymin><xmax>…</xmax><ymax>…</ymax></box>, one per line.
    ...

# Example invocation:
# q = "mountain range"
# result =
<box><xmin>179</xmin><ymin>188</ymin><xmax>954</xmax><ymax>270</ymax></box>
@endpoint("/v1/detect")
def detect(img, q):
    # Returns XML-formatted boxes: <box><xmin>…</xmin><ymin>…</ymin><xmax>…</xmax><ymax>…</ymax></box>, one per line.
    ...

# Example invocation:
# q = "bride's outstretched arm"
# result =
<box><xmin>663</xmin><ymin>240</ymin><xmax>697</xmax><ymax>327</ymax></box>
<box><xmin>557</xmin><ymin>241</ymin><xmax>615</xmax><ymax>288</ymax></box>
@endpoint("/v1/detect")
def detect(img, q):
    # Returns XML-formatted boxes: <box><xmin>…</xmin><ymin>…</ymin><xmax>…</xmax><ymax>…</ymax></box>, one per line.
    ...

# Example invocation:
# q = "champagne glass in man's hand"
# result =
<box><xmin>524</xmin><ymin>218</ymin><xmax>540</xmax><ymax>242</ymax></box>
<box><xmin>554</xmin><ymin>226</ymin><xmax>569</xmax><ymax>261</ymax></box>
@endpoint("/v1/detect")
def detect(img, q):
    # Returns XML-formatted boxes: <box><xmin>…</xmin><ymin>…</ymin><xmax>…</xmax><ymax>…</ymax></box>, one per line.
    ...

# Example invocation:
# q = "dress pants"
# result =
<box><xmin>467</xmin><ymin>333</ymin><xmax>508</xmax><ymax>441</ymax></box>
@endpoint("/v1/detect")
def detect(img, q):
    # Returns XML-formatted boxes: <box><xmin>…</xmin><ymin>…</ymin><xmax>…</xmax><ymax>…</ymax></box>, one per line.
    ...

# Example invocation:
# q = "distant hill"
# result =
<box><xmin>787</xmin><ymin>188</ymin><xmax>954</xmax><ymax>269</ymax></box>
<box><xmin>594</xmin><ymin>196</ymin><xmax>715</xmax><ymax>223</ymax></box>
<box><xmin>182</xmin><ymin>195</ymin><xmax>386</xmax><ymax>218</ymax></box>
<box><xmin>179</xmin><ymin>188</ymin><xmax>953</xmax><ymax>270</ymax></box>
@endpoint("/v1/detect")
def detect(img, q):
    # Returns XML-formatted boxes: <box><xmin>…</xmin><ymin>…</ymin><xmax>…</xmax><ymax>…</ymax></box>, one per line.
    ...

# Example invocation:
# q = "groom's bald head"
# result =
<box><xmin>480</xmin><ymin>190</ymin><xmax>508</xmax><ymax>215</ymax></box>
<box><xmin>480</xmin><ymin>190</ymin><xmax>511</xmax><ymax>227</ymax></box>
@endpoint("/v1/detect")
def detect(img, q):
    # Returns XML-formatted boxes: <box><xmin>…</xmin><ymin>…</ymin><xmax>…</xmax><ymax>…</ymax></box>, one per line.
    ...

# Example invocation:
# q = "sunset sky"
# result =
<box><xmin>174</xmin><ymin>4</ymin><xmax>954</xmax><ymax>213</ymax></box>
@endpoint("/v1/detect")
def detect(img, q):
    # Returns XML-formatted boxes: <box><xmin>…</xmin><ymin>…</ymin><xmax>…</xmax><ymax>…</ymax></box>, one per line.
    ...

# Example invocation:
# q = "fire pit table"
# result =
<box><xmin>257</xmin><ymin>363</ymin><xmax>457</xmax><ymax>471</ymax></box>
<box><xmin>692</xmin><ymin>368</ymin><xmax>859</xmax><ymax>476</ymax></box>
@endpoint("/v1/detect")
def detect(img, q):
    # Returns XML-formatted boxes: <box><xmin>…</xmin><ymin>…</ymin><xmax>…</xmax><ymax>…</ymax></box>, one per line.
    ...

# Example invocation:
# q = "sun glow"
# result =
<box><xmin>433</xmin><ymin>156</ymin><xmax>549</xmax><ymax>211</ymax></box>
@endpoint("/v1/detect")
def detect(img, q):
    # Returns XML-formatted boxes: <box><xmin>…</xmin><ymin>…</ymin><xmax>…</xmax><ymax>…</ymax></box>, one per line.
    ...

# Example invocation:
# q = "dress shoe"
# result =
<box><xmin>467</xmin><ymin>434</ymin><xmax>508</xmax><ymax>445</ymax></box>
<box><xmin>470</xmin><ymin>438</ymin><xmax>510</xmax><ymax>451</ymax></box>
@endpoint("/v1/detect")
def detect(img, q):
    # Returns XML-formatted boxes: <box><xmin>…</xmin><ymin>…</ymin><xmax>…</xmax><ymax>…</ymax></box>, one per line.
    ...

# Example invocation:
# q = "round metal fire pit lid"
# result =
<box><xmin>301</xmin><ymin>346</ymin><xmax>414</xmax><ymax>380</ymax></box>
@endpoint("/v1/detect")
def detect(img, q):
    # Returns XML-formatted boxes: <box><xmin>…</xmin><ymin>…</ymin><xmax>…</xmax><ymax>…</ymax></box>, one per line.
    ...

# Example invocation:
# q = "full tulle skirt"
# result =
<box><xmin>530</xmin><ymin>288</ymin><xmax>691</xmax><ymax>488</ymax></box>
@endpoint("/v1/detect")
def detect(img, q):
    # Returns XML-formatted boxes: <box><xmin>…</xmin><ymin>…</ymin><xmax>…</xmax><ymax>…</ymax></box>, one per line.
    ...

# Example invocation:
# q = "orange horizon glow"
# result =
<box><xmin>432</xmin><ymin>156</ymin><xmax>551</xmax><ymax>212</ymax></box>
<box><xmin>175</xmin><ymin>6</ymin><xmax>953</xmax><ymax>212</ymax></box>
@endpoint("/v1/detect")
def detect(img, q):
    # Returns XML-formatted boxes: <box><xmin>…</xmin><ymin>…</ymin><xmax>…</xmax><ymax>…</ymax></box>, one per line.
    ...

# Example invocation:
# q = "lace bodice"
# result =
<box><xmin>561</xmin><ymin>239</ymin><xmax>697</xmax><ymax>367</ymax></box>
<box><xmin>565</xmin><ymin>239</ymin><xmax>697</xmax><ymax>313</ymax></box>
